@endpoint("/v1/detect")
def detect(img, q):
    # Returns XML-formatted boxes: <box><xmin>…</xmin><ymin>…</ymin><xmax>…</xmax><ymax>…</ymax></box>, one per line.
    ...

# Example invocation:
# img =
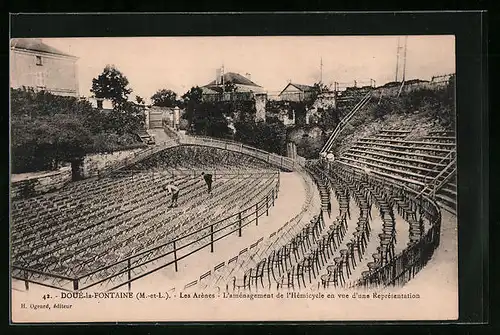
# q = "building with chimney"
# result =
<box><xmin>10</xmin><ymin>38</ymin><xmax>79</xmax><ymax>97</ymax></box>
<box><xmin>201</xmin><ymin>69</ymin><xmax>268</xmax><ymax>121</ymax></box>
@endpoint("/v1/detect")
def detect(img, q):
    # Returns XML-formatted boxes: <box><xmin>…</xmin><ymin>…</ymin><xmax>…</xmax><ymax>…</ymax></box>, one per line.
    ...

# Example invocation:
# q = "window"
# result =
<box><xmin>36</xmin><ymin>72</ymin><xmax>46</xmax><ymax>88</ymax></box>
<box><xmin>36</xmin><ymin>56</ymin><xmax>42</xmax><ymax>66</ymax></box>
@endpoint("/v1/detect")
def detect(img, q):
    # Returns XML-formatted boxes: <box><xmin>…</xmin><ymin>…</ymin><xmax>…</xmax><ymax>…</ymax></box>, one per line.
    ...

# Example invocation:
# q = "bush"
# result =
<box><xmin>10</xmin><ymin>88</ymin><xmax>146</xmax><ymax>175</ymax></box>
<box><xmin>11</xmin><ymin>114</ymin><xmax>93</xmax><ymax>173</ymax></box>
<box><xmin>11</xmin><ymin>87</ymin><xmax>94</xmax><ymax>118</ymax></box>
<box><xmin>234</xmin><ymin>119</ymin><xmax>287</xmax><ymax>155</ymax></box>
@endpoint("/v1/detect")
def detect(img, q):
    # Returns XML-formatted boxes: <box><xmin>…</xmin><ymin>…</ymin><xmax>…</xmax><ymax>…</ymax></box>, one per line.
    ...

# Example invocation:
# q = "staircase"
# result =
<box><xmin>418</xmin><ymin>151</ymin><xmax>457</xmax><ymax>215</ymax></box>
<box><xmin>320</xmin><ymin>91</ymin><xmax>372</xmax><ymax>155</ymax></box>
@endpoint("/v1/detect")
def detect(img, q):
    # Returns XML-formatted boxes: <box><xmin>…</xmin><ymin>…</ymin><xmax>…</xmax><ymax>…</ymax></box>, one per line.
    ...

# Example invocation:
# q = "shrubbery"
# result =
<box><xmin>332</xmin><ymin>79</ymin><xmax>456</xmax><ymax>155</ymax></box>
<box><xmin>234</xmin><ymin>118</ymin><xmax>287</xmax><ymax>156</ymax></box>
<box><xmin>11</xmin><ymin>88</ymin><xmax>145</xmax><ymax>175</ymax></box>
<box><xmin>181</xmin><ymin>94</ymin><xmax>287</xmax><ymax>155</ymax></box>
<box><xmin>370</xmin><ymin>82</ymin><xmax>455</xmax><ymax>129</ymax></box>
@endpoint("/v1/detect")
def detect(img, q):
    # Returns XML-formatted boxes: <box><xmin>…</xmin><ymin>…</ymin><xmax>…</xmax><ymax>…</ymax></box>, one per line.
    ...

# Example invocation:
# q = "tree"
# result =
<box><xmin>11</xmin><ymin>87</ymin><xmax>94</xmax><ymax>118</ymax></box>
<box><xmin>181</xmin><ymin>86</ymin><xmax>203</xmax><ymax>106</ymax></box>
<box><xmin>181</xmin><ymin>86</ymin><xmax>203</xmax><ymax>123</ymax></box>
<box><xmin>91</xmin><ymin>65</ymin><xmax>133</xmax><ymax>105</ymax></box>
<box><xmin>234</xmin><ymin>118</ymin><xmax>287</xmax><ymax>155</ymax></box>
<box><xmin>135</xmin><ymin>95</ymin><xmax>145</xmax><ymax>105</ymax></box>
<box><xmin>110</xmin><ymin>100</ymin><xmax>146</xmax><ymax>135</ymax></box>
<box><xmin>189</xmin><ymin>102</ymin><xmax>231</xmax><ymax>138</ymax></box>
<box><xmin>151</xmin><ymin>89</ymin><xmax>178</xmax><ymax>107</ymax></box>
<box><xmin>11</xmin><ymin>114</ymin><xmax>93</xmax><ymax>178</ymax></box>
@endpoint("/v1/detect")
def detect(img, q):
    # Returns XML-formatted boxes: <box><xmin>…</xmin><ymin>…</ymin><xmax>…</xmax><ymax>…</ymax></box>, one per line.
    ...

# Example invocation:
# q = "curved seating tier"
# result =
<box><xmin>123</xmin><ymin>145</ymin><xmax>274</xmax><ymax>172</ymax></box>
<box><xmin>192</xmin><ymin>165</ymin><xmax>320</xmax><ymax>292</ymax></box>
<box><xmin>223</xmin><ymin>157</ymin><xmax>441</xmax><ymax>292</ymax></box>
<box><xmin>336</xmin><ymin>129</ymin><xmax>456</xmax><ymax>214</ymax></box>
<box><xmin>331</xmin><ymin>162</ymin><xmax>441</xmax><ymax>288</ymax></box>
<box><xmin>11</xmin><ymin>146</ymin><xmax>280</xmax><ymax>291</ymax></box>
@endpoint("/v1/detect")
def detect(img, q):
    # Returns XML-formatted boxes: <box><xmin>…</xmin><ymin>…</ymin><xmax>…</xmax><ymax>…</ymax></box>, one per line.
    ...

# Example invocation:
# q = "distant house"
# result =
<box><xmin>10</xmin><ymin>38</ymin><xmax>79</xmax><ymax>97</ymax></box>
<box><xmin>278</xmin><ymin>83</ymin><xmax>316</xmax><ymax>102</ymax></box>
<box><xmin>203</xmin><ymin>72</ymin><xmax>267</xmax><ymax>96</ymax></box>
<box><xmin>201</xmin><ymin>70</ymin><xmax>268</xmax><ymax>121</ymax></box>
<box><xmin>146</xmin><ymin>106</ymin><xmax>182</xmax><ymax>129</ymax></box>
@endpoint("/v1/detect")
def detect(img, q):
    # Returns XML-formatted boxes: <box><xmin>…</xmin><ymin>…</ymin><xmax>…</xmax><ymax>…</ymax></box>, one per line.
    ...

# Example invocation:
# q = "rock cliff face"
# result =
<box><xmin>287</xmin><ymin>126</ymin><xmax>326</xmax><ymax>159</ymax></box>
<box><xmin>305</xmin><ymin>92</ymin><xmax>336</xmax><ymax>124</ymax></box>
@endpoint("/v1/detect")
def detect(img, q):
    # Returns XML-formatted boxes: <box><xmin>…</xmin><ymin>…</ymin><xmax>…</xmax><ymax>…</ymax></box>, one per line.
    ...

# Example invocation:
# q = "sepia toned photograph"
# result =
<box><xmin>10</xmin><ymin>34</ymin><xmax>458</xmax><ymax>322</ymax></box>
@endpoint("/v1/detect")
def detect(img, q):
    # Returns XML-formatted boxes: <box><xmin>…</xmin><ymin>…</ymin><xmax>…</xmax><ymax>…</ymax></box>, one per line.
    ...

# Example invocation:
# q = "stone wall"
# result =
<box><xmin>306</xmin><ymin>92</ymin><xmax>337</xmax><ymax>124</ymax></box>
<box><xmin>371</xmin><ymin>80</ymin><xmax>449</xmax><ymax>99</ymax></box>
<box><xmin>81</xmin><ymin>148</ymin><xmax>143</xmax><ymax>178</ymax></box>
<box><xmin>287</xmin><ymin>126</ymin><xmax>326</xmax><ymax>159</ymax></box>
<box><xmin>11</xmin><ymin>148</ymin><xmax>146</xmax><ymax>199</ymax></box>
<box><xmin>255</xmin><ymin>94</ymin><xmax>267</xmax><ymax>121</ymax></box>
<box><xmin>11</xmin><ymin>166</ymin><xmax>72</xmax><ymax>200</ymax></box>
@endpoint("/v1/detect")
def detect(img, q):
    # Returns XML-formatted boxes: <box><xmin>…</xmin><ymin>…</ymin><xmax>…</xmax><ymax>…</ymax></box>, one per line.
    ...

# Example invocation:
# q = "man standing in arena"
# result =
<box><xmin>201</xmin><ymin>172</ymin><xmax>213</xmax><ymax>195</ymax></box>
<box><xmin>164</xmin><ymin>183</ymin><xmax>180</xmax><ymax>207</ymax></box>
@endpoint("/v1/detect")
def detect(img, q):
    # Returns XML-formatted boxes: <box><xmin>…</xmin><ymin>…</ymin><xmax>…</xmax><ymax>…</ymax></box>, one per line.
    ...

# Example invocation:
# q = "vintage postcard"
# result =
<box><xmin>10</xmin><ymin>35</ymin><xmax>458</xmax><ymax>322</ymax></box>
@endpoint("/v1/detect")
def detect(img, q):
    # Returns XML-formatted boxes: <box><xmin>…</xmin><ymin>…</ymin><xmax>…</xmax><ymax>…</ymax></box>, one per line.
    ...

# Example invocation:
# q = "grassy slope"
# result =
<box><xmin>332</xmin><ymin>87</ymin><xmax>455</xmax><ymax>155</ymax></box>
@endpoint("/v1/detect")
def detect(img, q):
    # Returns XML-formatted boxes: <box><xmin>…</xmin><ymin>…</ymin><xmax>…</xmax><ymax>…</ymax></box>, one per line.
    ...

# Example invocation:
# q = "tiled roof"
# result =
<box><xmin>206</xmin><ymin>72</ymin><xmax>261</xmax><ymax>87</ymax></box>
<box><xmin>279</xmin><ymin>83</ymin><xmax>316</xmax><ymax>96</ymax></box>
<box><xmin>11</xmin><ymin>38</ymin><xmax>76</xmax><ymax>58</ymax></box>
<box><xmin>289</xmin><ymin>83</ymin><xmax>315</xmax><ymax>92</ymax></box>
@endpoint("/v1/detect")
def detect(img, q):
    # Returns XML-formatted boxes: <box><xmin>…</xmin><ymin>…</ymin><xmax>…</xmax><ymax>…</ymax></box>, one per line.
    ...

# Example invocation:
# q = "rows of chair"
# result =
<box><xmin>226</xmin><ymin>166</ymin><xmax>350</xmax><ymax>291</ymax></box>
<box><xmin>85</xmin><ymin>173</ymin><xmax>280</xmax><ymax>291</ymax></box>
<box><xmin>317</xmin><ymin>166</ymin><xmax>374</xmax><ymax>289</ymax></box>
<box><xmin>325</xmin><ymin>163</ymin><xmax>433</xmax><ymax>288</ymax></box>
<box><xmin>125</xmin><ymin>146</ymin><xmax>274</xmax><ymax>172</ymax></box>
<box><xmin>11</xmin><ymin>147</ymin><xmax>279</xmax><ymax>289</ymax></box>
<box><xmin>15</xmin><ymin>172</ymin><xmax>275</xmax><ymax>279</ymax></box>
<box><xmin>196</xmin><ymin>165</ymin><xmax>319</xmax><ymax>291</ymax></box>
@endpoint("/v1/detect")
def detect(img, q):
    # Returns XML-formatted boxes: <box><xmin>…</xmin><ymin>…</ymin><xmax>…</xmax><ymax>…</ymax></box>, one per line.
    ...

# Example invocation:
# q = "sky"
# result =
<box><xmin>42</xmin><ymin>36</ymin><xmax>455</xmax><ymax>104</ymax></box>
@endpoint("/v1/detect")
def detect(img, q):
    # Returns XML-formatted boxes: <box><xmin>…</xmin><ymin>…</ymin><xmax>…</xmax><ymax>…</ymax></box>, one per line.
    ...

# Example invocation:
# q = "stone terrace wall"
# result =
<box><xmin>81</xmin><ymin>148</ymin><xmax>143</xmax><ymax>178</ymax></box>
<box><xmin>11</xmin><ymin>148</ymin><xmax>145</xmax><ymax>199</ymax></box>
<box><xmin>11</xmin><ymin>166</ymin><xmax>72</xmax><ymax>200</ymax></box>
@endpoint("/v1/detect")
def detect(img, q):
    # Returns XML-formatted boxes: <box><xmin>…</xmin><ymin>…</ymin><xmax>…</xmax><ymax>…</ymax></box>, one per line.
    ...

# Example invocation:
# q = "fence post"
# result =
<box><xmin>173</xmin><ymin>240</ymin><xmax>178</xmax><ymax>272</ymax></box>
<box><xmin>73</xmin><ymin>279</ymin><xmax>79</xmax><ymax>291</ymax></box>
<box><xmin>238</xmin><ymin>212</ymin><xmax>242</xmax><ymax>237</ymax></box>
<box><xmin>266</xmin><ymin>196</ymin><xmax>269</xmax><ymax>216</ymax></box>
<box><xmin>255</xmin><ymin>204</ymin><xmax>259</xmax><ymax>226</ymax></box>
<box><xmin>127</xmin><ymin>259</ymin><xmax>132</xmax><ymax>291</ymax></box>
<box><xmin>210</xmin><ymin>224</ymin><xmax>214</xmax><ymax>252</ymax></box>
<box><xmin>24</xmin><ymin>270</ymin><xmax>29</xmax><ymax>291</ymax></box>
<box><xmin>272</xmin><ymin>189</ymin><xmax>275</xmax><ymax>206</ymax></box>
<box><xmin>277</xmin><ymin>173</ymin><xmax>280</xmax><ymax>195</ymax></box>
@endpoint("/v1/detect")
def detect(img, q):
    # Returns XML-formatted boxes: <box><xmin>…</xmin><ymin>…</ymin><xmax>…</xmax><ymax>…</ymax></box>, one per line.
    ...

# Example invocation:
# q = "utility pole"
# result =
<box><xmin>402</xmin><ymin>36</ymin><xmax>408</xmax><ymax>82</ymax></box>
<box><xmin>221</xmin><ymin>64</ymin><xmax>225</xmax><ymax>93</ymax></box>
<box><xmin>395</xmin><ymin>36</ymin><xmax>408</xmax><ymax>83</ymax></box>
<box><xmin>320</xmin><ymin>57</ymin><xmax>323</xmax><ymax>84</ymax></box>
<box><xmin>395</xmin><ymin>37</ymin><xmax>401</xmax><ymax>82</ymax></box>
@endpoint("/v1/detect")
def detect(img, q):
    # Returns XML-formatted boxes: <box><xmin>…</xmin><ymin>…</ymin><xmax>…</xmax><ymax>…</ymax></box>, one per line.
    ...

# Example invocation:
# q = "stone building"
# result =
<box><xmin>10</xmin><ymin>38</ymin><xmax>79</xmax><ymax>97</ymax></box>
<box><xmin>201</xmin><ymin>71</ymin><xmax>268</xmax><ymax>121</ymax></box>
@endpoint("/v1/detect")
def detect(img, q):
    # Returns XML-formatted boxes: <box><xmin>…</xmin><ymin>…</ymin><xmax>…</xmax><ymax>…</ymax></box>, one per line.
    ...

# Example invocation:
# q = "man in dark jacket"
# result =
<box><xmin>201</xmin><ymin>172</ymin><xmax>213</xmax><ymax>195</ymax></box>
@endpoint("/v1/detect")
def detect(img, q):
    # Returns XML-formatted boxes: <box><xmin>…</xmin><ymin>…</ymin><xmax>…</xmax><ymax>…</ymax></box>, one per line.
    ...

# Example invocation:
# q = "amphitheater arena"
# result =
<box><xmin>11</xmin><ymin>128</ymin><xmax>457</xmax><ymax>304</ymax></box>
